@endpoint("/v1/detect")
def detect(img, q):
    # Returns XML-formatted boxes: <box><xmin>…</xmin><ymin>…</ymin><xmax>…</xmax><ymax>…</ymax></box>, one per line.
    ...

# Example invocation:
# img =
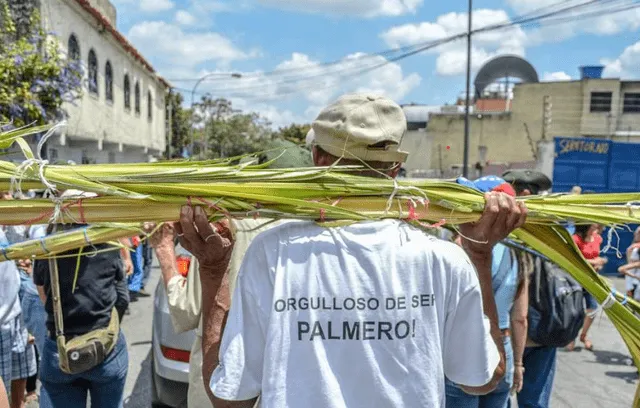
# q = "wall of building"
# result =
<box><xmin>40</xmin><ymin>0</ymin><xmax>166</xmax><ymax>163</ymax></box>
<box><xmin>426</xmin><ymin>80</ymin><xmax>585</xmax><ymax>173</ymax></box>
<box><xmin>580</xmin><ymin>78</ymin><xmax>620</xmax><ymax>137</ymax></box>
<box><xmin>400</xmin><ymin>129</ymin><xmax>431</xmax><ymax>176</ymax></box>
<box><xmin>615</xmin><ymin>81</ymin><xmax>640</xmax><ymax>138</ymax></box>
<box><xmin>88</xmin><ymin>0</ymin><xmax>115</xmax><ymax>26</ymax></box>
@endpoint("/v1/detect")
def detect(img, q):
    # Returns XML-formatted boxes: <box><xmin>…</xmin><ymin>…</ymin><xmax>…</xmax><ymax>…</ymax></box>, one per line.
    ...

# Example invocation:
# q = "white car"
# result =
<box><xmin>151</xmin><ymin>247</ymin><xmax>195</xmax><ymax>408</ymax></box>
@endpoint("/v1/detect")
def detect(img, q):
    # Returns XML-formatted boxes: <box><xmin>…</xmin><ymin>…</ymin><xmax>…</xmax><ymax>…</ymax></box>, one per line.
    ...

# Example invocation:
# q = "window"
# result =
<box><xmin>124</xmin><ymin>75</ymin><xmax>131</xmax><ymax>110</ymax></box>
<box><xmin>589</xmin><ymin>91</ymin><xmax>612</xmax><ymax>112</ymax></box>
<box><xmin>134</xmin><ymin>81</ymin><xmax>140</xmax><ymax>114</ymax></box>
<box><xmin>108</xmin><ymin>151</ymin><xmax>116</xmax><ymax>163</ymax></box>
<box><xmin>68</xmin><ymin>34</ymin><xmax>80</xmax><ymax>60</ymax></box>
<box><xmin>147</xmin><ymin>91</ymin><xmax>153</xmax><ymax>120</ymax></box>
<box><xmin>105</xmin><ymin>61</ymin><xmax>113</xmax><ymax>102</ymax></box>
<box><xmin>88</xmin><ymin>49</ymin><xmax>98</xmax><ymax>95</ymax></box>
<box><xmin>623</xmin><ymin>93</ymin><xmax>640</xmax><ymax>113</ymax></box>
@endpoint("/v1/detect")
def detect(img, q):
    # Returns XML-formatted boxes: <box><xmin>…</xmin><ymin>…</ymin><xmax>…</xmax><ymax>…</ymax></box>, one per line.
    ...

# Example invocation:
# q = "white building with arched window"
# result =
<box><xmin>36</xmin><ymin>0</ymin><xmax>169</xmax><ymax>163</ymax></box>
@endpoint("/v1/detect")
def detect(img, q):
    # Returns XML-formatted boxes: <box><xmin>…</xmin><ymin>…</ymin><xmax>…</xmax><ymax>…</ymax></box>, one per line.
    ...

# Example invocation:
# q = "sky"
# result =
<box><xmin>110</xmin><ymin>0</ymin><xmax>640</xmax><ymax>128</ymax></box>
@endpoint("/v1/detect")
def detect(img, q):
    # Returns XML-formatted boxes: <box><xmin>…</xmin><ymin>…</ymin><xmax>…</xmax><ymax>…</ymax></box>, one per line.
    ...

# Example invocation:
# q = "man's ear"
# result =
<box><xmin>521</xmin><ymin>189</ymin><xmax>532</xmax><ymax>196</ymax></box>
<box><xmin>388</xmin><ymin>163</ymin><xmax>402</xmax><ymax>178</ymax></box>
<box><xmin>312</xmin><ymin>145</ymin><xmax>332</xmax><ymax>167</ymax></box>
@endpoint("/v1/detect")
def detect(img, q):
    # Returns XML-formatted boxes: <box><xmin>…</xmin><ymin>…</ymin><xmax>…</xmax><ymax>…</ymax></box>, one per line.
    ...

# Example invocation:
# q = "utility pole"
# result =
<box><xmin>542</xmin><ymin>95</ymin><xmax>552</xmax><ymax>140</ymax></box>
<box><xmin>462</xmin><ymin>0</ymin><xmax>473</xmax><ymax>178</ymax></box>
<box><xmin>166</xmin><ymin>92</ymin><xmax>173</xmax><ymax>159</ymax></box>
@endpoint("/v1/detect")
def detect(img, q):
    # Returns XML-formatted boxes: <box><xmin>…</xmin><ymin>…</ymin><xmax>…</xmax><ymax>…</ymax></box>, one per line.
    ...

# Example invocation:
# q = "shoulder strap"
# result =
<box><xmin>47</xmin><ymin>226</ymin><xmax>66</xmax><ymax>344</ymax></box>
<box><xmin>491</xmin><ymin>244</ymin><xmax>510</xmax><ymax>290</ymax></box>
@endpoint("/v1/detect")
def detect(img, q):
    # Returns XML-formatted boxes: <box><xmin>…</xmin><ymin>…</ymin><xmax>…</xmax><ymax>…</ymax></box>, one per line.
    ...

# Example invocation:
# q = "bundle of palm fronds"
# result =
<box><xmin>0</xmin><ymin>224</ymin><xmax>143</xmax><ymax>261</ymax></box>
<box><xmin>3</xmin><ymin>124</ymin><xmax>640</xmax><ymax>406</ymax></box>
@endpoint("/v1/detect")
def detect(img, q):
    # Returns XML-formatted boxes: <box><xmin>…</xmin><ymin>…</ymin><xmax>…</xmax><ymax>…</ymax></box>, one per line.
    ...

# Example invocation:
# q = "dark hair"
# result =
<box><xmin>314</xmin><ymin>145</ymin><xmax>399</xmax><ymax>179</ymax></box>
<box><xmin>512</xmin><ymin>182</ymin><xmax>540</xmax><ymax>196</ymax></box>
<box><xmin>574</xmin><ymin>224</ymin><xmax>594</xmax><ymax>240</ymax></box>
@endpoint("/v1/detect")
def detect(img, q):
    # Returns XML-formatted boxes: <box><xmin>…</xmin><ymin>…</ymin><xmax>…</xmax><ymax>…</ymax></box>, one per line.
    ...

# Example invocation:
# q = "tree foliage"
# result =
<box><xmin>0</xmin><ymin>0</ymin><xmax>83</xmax><ymax>127</ymax></box>
<box><xmin>192</xmin><ymin>96</ymin><xmax>274</xmax><ymax>159</ymax></box>
<box><xmin>274</xmin><ymin>123</ymin><xmax>312</xmax><ymax>145</ymax></box>
<box><xmin>165</xmin><ymin>90</ymin><xmax>191</xmax><ymax>158</ymax></box>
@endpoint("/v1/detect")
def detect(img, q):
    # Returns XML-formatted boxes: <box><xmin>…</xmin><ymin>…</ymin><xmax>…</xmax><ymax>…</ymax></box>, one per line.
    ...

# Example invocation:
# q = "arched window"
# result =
<box><xmin>134</xmin><ymin>81</ymin><xmax>140</xmax><ymax>114</ymax></box>
<box><xmin>147</xmin><ymin>91</ymin><xmax>153</xmax><ymax>120</ymax></box>
<box><xmin>68</xmin><ymin>34</ymin><xmax>80</xmax><ymax>60</ymax></box>
<box><xmin>105</xmin><ymin>61</ymin><xmax>113</xmax><ymax>102</ymax></box>
<box><xmin>124</xmin><ymin>74</ymin><xmax>131</xmax><ymax>110</ymax></box>
<box><xmin>88</xmin><ymin>49</ymin><xmax>98</xmax><ymax>95</ymax></box>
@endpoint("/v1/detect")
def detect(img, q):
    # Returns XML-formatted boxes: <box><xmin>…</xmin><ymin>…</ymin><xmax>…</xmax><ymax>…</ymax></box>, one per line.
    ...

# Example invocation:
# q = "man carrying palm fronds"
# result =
<box><xmin>157</xmin><ymin>93</ymin><xmax>527</xmax><ymax>408</ymax></box>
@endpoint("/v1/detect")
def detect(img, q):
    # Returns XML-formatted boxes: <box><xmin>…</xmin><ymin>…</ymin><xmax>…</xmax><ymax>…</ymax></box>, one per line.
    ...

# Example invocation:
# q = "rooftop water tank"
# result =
<box><xmin>579</xmin><ymin>65</ymin><xmax>604</xmax><ymax>79</ymax></box>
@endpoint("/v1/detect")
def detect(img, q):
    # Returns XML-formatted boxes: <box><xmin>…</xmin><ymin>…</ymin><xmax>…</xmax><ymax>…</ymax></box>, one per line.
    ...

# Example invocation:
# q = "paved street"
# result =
<box><xmin>119</xmin><ymin>266</ymin><xmax>638</xmax><ymax>408</ymax></box>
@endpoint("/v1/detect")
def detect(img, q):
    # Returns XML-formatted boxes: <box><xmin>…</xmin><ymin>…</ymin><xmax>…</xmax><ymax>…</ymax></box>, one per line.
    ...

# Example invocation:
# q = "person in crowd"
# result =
<box><xmin>16</xmin><ymin>258</ymin><xmax>45</xmax><ymax>407</ymax></box>
<box><xmin>149</xmin><ymin>217</ymin><xmax>285</xmax><ymax>407</ymax></box>
<box><xmin>567</xmin><ymin>223</ymin><xmax>606</xmax><ymax>351</ymax></box>
<box><xmin>172</xmin><ymin>94</ymin><xmax>526</xmax><ymax>407</ymax></box>
<box><xmin>619</xmin><ymin>226</ymin><xmax>640</xmax><ymax>301</ymax></box>
<box><xmin>126</xmin><ymin>236</ymin><xmax>149</xmax><ymax>300</ymax></box>
<box><xmin>445</xmin><ymin>176</ymin><xmax>529</xmax><ymax>408</ymax></box>
<box><xmin>502</xmin><ymin>169</ymin><xmax>558</xmax><ymax>408</ymax></box>
<box><xmin>0</xmin><ymin>380</ymin><xmax>8</xmax><ymax>408</ymax></box>
<box><xmin>0</xmin><ymin>228</ymin><xmax>30</xmax><ymax>408</ymax></box>
<box><xmin>33</xmin><ymin>217</ymin><xmax>130</xmax><ymax>408</ymax></box>
<box><xmin>0</xmin><ymin>192</ymin><xmax>37</xmax><ymax>408</ymax></box>
<box><xmin>140</xmin><ymin>240</ymin><xmax>153</xmax><ymax>294</ymax></box>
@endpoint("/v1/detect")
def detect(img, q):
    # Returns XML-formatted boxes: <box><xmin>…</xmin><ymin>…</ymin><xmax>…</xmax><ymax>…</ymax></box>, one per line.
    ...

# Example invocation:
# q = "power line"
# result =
<box><xmin>201</xmin><ymin>0</ymin><xmax>633</xmax><ymax>97</ymax></box>
<box><xmin>171</xmin><ymin>0</ymin><xmax>639</xmax><ymax>102</ymax></box>
<box><xmin>167</xmin><ymin>0</ymin><xmax>603</xmax><ymax>84</ymax></box>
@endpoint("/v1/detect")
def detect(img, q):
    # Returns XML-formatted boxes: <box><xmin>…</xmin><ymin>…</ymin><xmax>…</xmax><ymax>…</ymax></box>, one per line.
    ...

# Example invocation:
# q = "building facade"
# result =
<box><xmin>36</xmin><ymin>0</ymin><xmax>168</xmax><ymax>164</ymax></box>
<box><xmin>399</xmin><ymin>104</ymin><xmax>441</xmax><ymax>178</ymax></box>
<box><xmin>425</xmin><ymin>67</ymin><xmax>640</xmax><ymax>177</ymax></box>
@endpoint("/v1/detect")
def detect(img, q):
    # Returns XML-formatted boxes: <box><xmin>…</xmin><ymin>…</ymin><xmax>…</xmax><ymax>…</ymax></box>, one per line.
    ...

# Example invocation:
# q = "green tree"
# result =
<box><xmin>193</xmin><ymin>96</ymin><xmax>273</xmax><ymax>159</ymax></box>
<box><xmin>275</xmin><ymin>123</ymin><xmax>312</xmax><ymax>145</ymax></box>
<box><xmin>165</xmin><ymin>90</ymin><xmax>191</xmax><ymax>158</ymax></box>
<box><xmin>0</xmin><ymin>0</ymin><xmax>83</xmax><ymax>127</ymax></box>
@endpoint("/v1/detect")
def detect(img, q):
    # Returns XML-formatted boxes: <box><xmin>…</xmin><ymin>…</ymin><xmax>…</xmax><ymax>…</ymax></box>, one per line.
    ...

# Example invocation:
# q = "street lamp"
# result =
<box><xmin>189</xmin><ymin>72</ymin><xmax>242</xmax><ymax>157</ymax></box>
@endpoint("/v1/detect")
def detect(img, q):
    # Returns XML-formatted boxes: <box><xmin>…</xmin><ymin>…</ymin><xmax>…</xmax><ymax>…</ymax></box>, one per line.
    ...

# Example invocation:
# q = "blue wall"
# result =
<box><xmin>553</xmin><ymin>136</ymin><xmax>640</xmax><ymax>275</ymax></box>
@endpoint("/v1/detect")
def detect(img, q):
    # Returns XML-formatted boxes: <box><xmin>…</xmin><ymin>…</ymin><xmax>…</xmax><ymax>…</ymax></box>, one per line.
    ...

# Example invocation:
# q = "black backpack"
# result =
<box><xmin>527</xmin><ymin>256</ymin><xmax>586</xmax><ymax>347</ymax></box>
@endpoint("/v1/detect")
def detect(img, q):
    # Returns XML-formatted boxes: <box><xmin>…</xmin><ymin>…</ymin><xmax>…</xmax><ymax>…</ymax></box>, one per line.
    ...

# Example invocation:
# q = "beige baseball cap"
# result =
<box><xmin>310</xmin><ymin>93</ymin><xmax>408</xmax><ymax>163</ymax></box>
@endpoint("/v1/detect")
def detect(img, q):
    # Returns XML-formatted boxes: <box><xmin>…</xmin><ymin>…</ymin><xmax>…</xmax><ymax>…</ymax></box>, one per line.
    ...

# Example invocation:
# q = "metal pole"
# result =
<box><xmin>188</xmin><ymin>73</ymin><xmax>242</xmax><ymax>158</ymax></box>
<box><xmin>462</xmin><ymin>0</ymin><xmax>473</xmax><ymax>178</ymax></box>
<box><xmin>167</xmin><ymin>91</ymin><xmax>173</xmax><ymax>159</ymax></box>
<box><xmin>189</xmin><ymin>76</ymin><xmax>208</xmax><ymax>157</ymax></box>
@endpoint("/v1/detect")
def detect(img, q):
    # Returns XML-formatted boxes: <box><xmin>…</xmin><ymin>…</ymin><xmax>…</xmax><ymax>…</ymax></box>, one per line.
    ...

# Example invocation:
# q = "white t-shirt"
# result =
<box><xmin>210</xmin><ymin>219</ymin><xmax>499</xmax><ymax>408</ymax></box>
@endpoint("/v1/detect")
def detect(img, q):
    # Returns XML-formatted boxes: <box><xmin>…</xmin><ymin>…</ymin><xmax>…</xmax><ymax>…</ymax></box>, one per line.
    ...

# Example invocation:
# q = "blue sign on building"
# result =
<box><xmin>553</xmin><ymin>136</ymin><xmax>640</xmax><ymax>275</ymax></box>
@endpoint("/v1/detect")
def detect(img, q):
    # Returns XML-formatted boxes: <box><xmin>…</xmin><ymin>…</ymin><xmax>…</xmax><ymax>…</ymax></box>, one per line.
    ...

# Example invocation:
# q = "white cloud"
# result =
<box><xmin>381</xmin><ymin>9</ymin><xmax>527</xmax><ymax>76</ymax></box>
<box><xmin>189</xmin><ymin>52</ymin><xmax>421</xmax><ymax>126</ymax></box>
<box><xmin>257</xmin><ymin>0</ymin><xmax>422</xmax><ymax>17</ymax></box>
<box><xmin>140</xmin><ymin>0</ymin><xmax>175</xmax><ymax>12</ymax></box>
<box><xmin>542</xmin><ymin>71</ymin><xmax>572</xmax><ymax>81</ymax></box>
<box><xmin>508</xmin><ymin>0</ymin><xmax>640</xmax><ymax>44</ymax></box>
<box><xmin>602</xmin><ymin>42</ymin><xmax>640</xmax><ymax>78</ymax></box>
<box><xmin>127</xmin><ymin>21</ymin><xmax>257</xmax><ymax>68</ymax></box>
<box><xmin>175</xmin><ymin>10</ymin><xmax>196</xmax><ymax>25</ymax></box>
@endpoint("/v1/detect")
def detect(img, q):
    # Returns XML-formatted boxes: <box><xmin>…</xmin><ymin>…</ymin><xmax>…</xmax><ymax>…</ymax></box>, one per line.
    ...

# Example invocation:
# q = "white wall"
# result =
<box><xmin>400</xmin><ymin>129</ymin><xmax>432</xmax><ymax>174</ymax></box>
<box><xmin>40</xmin><ymin>0</ymin><xmax>166</xmax><ymax>163</ymax></box>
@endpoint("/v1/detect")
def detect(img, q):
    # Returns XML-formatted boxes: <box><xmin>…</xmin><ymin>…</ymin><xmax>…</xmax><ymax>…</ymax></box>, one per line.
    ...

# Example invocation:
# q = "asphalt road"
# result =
<box><xmin>120</xmin><ymin>266</ymin><xmax>638</xmax><ymax>408</ymax></box>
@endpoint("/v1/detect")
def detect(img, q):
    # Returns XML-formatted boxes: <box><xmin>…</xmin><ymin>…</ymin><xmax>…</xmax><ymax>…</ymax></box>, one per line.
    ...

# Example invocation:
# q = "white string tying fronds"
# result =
<box><xmin>384</xmin><ymin>179</ymin><xmax>430</xmax><ymax>215</ymax></box>
<box><xmin>9</xmin><ymin>122</ymin><xmax>67</xmax><ymax>198</ymax></box>
<box><xmin>601</xmin><ymin>226</ymin><xmax>623</xmax><ymax>259</ymax></box>
<box><xmin>451</xmin><ymin>224</ymin><xmax>490</xmax><ymax>245</ymax></box>
<box><xmin>589</xmin><ymin>288</ymin><xmax>622</xmax><ymax>319</ymax></box>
